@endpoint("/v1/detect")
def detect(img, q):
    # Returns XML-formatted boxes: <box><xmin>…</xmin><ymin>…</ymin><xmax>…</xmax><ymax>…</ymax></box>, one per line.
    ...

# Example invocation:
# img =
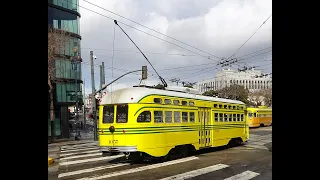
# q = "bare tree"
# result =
<box><xmin>48</xmin><ymin>28</ymin><xmax>71</xmax><ymax>142</ymax></box>
<box><xmin>248</xmin><ymin>90</ymin><xmax>264</xmax><ymax>107</ymax></box>
<box><xmin>261</xmin><ymin>88</ymin><xmax>272</xmax><ymax>107</ymax></box>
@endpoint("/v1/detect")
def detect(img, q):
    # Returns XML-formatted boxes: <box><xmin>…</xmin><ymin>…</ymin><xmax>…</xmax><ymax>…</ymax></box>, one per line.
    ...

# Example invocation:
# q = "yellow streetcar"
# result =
<box><xmin>247</xmin><ymin>106</ymin><xmax>272</xmax><ymax>128</ymax></box>
<box><xmin>98</xmin><ymin>86</ymin><xmax>249</xmax><ymax>161</ymax></box>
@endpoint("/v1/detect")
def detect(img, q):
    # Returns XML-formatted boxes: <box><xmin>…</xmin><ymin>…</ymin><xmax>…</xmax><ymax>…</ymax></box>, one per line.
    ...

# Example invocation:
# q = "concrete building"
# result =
<box><xmin>48</xmin><ymin>0</ymin><xmax>83</xmax><ymax>138</ymax></box>
<box><xmin>195</xmin><ymin>68</ymin><xmax>272</xmax><ymax>94</ymax></box>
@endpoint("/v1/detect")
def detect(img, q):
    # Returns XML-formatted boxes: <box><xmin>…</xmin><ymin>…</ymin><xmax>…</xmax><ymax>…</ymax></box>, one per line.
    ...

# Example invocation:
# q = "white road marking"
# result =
<box><xmin>60</xmin><ymin>150</ymin><xmax>101</xmax><ymax>157</ymax></box>
<box><xmin>224</xmin><ymin>170</ymin><xmax>260</xmax><ymax>180</ymax></box>
<box><xmin>61</xmin><ymin>147</ymin><xmax>100</xmax><ymax>153</ymax></box>
<box><xmin>58</xmin><ymin>163</ymin><xmax>129</xmax><ymax>178</ymax></box>
<box><xmin>158</xmin><ymin>164</ymin><xmax>229</xmax><ymax>180</ymax></box>
<box><xmin>61</xmin><ymin>142</ymin><xmax>98</xmax><ymax>149</ymax></box>
<box><xmin>75</xmin><ymin>156</ymin><xmax>199</xmax><ymax>180</ymax></box>
<box><xmin>60</xmin><ymin>153</ymin><xmax>102</xmax><ymax>161</ymax></box>
<box><xmin>61</xmin><ymin>145</ymin><xmax>98</xmax><ymax>151</ymax></box>
<box><xmin>244</xmin><ymin>144</ymin><xmax>268</xmax><ymax>150</ymax></box>
<box><xmin>60</xmin><ymin>154</ymin><xmax>124</xmax><ymax>166</ymax></box>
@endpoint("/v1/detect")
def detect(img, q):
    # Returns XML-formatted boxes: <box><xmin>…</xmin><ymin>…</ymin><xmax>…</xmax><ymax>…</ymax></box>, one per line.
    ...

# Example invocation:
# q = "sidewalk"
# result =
<box><xmin>48</xmin><ymin>131</ymin><xmax>99</xmax><ymax>175</ymax></box>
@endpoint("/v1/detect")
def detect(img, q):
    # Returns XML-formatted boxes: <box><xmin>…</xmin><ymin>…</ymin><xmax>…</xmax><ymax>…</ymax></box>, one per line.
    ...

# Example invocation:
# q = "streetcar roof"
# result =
<box><xmin>100</xmin><ymin>87</ymin><xmax>245</xmax><ymax>105</ymax></box>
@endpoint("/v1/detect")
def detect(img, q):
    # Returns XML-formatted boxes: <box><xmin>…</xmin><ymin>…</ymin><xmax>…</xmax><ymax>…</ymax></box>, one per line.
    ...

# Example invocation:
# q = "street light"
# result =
<box><xmin>70</xmin><ymin>47</ymin><xmax>82</xmax><ymax>140</ymax></box>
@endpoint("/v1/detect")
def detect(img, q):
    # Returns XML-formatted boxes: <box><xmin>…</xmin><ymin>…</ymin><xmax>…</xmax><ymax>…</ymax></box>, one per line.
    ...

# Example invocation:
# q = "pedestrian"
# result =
<box><xmin>69</xmin><ymin>123</ymin><xmax>73</xmax><ymax>132</ymax></box>
<box><xmin>80</xmin><ymin>121</ymin><xmax>83</xmax><ymax>129</ymax></box>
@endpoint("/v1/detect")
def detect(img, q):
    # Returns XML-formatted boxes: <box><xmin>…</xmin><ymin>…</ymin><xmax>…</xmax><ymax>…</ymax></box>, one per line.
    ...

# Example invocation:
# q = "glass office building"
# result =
<box><xmin>48</xmin><ymin>0</ymin><xmax>83</xmax><ymax>138</ymax></box>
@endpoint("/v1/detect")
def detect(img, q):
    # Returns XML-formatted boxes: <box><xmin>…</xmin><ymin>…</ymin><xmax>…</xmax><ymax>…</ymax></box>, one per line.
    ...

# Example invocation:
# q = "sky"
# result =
<box><xmin>78</xmin><ymin>0</ymin><xmax>272</xmax><ymax>94</ymax></box>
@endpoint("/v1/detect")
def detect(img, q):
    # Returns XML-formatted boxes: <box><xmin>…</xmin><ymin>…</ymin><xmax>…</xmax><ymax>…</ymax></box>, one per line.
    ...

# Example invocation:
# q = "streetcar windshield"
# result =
<box><xmin>103</xmin><ymin>105</ymin><xmax>114</xmax><ymax>123</ymax></box>
<box><xmin>248</xmin><ymin>113</ymin><xmax>253</xmax><ymax>118</ymax></box>
<box><xmin>116</xmin><ymin>104</ymin><xmax>128</xmax><ymax>123</ymax></box>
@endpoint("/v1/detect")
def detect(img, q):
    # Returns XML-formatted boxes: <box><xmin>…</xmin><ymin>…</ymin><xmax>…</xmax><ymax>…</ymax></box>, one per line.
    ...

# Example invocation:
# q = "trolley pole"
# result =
<box><xmin>90</xmin><ymin>51</ymin><xmax>98</xmax><ymax>141</ymax></box>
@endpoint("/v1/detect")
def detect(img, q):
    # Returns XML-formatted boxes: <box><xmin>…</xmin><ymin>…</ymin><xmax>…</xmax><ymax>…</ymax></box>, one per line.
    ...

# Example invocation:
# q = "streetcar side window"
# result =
<box><xmin>219</xmin><ymin>113</ymin><xmax>223</xmax><ymax>122</ymax></box>
<box><xmin>228</xmin><ymin>105</ymin><xmax>232</xmax><ymax>109</ymax></box>
<box><xmin>165</xmin><ymin>111</ymin><xmax>172</xmax><ymax>123</ymax></box>
<box><xmin>229</xmin><ymin>114</ymin><xmax>232</xmax><ymax>122</ymax></box>
<box><xmin>182</xmin><ymin>101</ymin><xmax>188</xmax><ymax>106</ymax></box>
<box><xmin>154</xmin><ymin>111</ymin><xmax>163</xmax><ymax>123</ymax></box>
<box><xmin>214</xmin><ymin>104</ymin><xmax>218</xmax><ymax>108</ymax></box>
<box><xmin>190</xmin><ymin>112</ymin><xmax>195</xmax><ymax>122</ymax></box>
<box><xmin>137</xmin><ymin>111</ymin><xmax>151</xmax><ymax>123</ymax></box>
<box><xmin>237</xmin><ymin>114</ymin><xmax>240</xmax><ymax>121</ymax></box>
<box><xmin>241</xmin><ymin>114</ymin><xmax>244</xmax><ymax>121</ymax></box>
<box><xmin>224</xmin><ymin>113</ymin><xmax>228</xmax><ymax>122</ymax></box>
<box><xmin>182</xmin><ymin>112</ymin><xmax>188</xmax><ymax>122</ymax></box>
<box><xmin>154</xmin><ymin>98</ymin><xmax>162</xmax><ymax>104</ymax></box>
<box><xmin>253</xmin><ymin>113</ymin><xmax>257</xmax><ymax>117</ymax></box>
<box><xmin>189</xmin><ymin>101</ymin><xmax>195</xmax><ymax>106</ymax></box>
<box><xmin>174</xmin><ymin>111</ymin><xmax>181</xmax><ymax>123</ymax></box>
<box><xmin>103</xmin><ymin>105</ymin><xmax>114</xmax><ymax>123</ymax></box>
<box><xmin>233</xmin><ymin>114</ymin><xmax>237</xmax><ymax>121</ymax></box>
<box><xmin>214</xmin><ymin>113</ymin><xmax>218</xmax><ymax>122</ymax></box>
<box><xmin>224</xmin><ymin>105</ymin><xmax>228</xmax><ymax>109</ymax></box>
<box><xmin>164</xmin><ymin>99</ymin><xmax>171</xmax><ymax>104</ymax></box>
<box><xmin>116</xmin><ymin>104</ymin><xmax>128</xmax><ymax>123</ymax></box>
<box><xmin>248</xmin><ymin>113</ymin><xmax>253</xmax><ymax>118</ymax></box>
<box><xmin>173</xmin><ymin>100</ymin><xmax>180</xmax><ymax>105</ymax></box>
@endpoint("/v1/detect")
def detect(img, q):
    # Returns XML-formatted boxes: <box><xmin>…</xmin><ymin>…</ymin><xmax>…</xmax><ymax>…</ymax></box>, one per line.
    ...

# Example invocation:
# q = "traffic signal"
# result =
<box><xmin>142</xmin><ymin>66</ymin><xmax>147</xmax><ymax>80</ymax></box>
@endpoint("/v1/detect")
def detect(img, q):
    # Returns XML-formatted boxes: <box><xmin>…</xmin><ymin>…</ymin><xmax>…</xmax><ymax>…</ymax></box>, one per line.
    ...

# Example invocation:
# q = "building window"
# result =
<box><xmin>48</xmin><ymin>6</ymin><xmax>80</xmax><ymax>35</ymax></box>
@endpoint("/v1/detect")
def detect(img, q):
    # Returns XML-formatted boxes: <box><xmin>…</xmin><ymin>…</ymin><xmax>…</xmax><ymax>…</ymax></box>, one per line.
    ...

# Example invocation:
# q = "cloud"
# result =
<box><xmin>79</xmin><ymin>0</ymin><xmax>272</xmax><ymax>92</ymax></box>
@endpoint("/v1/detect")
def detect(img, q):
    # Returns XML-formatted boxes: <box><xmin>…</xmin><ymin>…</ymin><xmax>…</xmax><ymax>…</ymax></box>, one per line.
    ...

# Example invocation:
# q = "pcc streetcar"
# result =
<box><xmin>247</xmin><ymin>106</ymin><xmax>272</xmax><ymax>128</ymax></box>
<box><xmin>98</xmin><ymin>86</ymin><xmax>249</xmax><ymax>161</ymax></box>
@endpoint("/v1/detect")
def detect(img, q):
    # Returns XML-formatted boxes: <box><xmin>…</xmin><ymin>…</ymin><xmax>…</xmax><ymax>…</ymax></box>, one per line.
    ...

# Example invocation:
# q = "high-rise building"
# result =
<box><xmin>48</xmin><ymin>0</ymin><xmax>83</xmax><ymax>138</ymax></box>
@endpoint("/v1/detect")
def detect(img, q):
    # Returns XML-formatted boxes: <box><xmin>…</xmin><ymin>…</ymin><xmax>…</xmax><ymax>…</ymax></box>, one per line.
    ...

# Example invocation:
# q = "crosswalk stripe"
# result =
<box><xmin>61</xmin><ymin>142</ymin><xmax>98</xmax><ymax>149</ymax></box>
<box><xmin>60</xmin><ymin>150</ymin><xmax>101</xmax><ymax>157</ymax></box>
<box><xmin>61</xmin><ymin>147</ymin><xmax>100</xmax><ymax>153</ymax></box>
<box><xmin>223</xmin><ymin>170</ymin><xmax>260</xmax><ymax>180</ymax></box>
<box><xmin>61</xmin><ymin>145</ymin><xmax>98</xmax><ymax>151</ymax></box>
<box><xmin>60</xmin><ymin>153</ymin><xmax>102</xmax><ymax>161</ymax></box>
<box><xmin>158</xmin><ymin>164</ymin><xmax>229</xmax><ymax>180</ymax></box>
<box><xmin>60</xmin><ymin>154</ymin><xmax>124</xmax><ymax>166</ymax></box>
<box><xmin>75</xmin><ymin>156</ymin><xmax>199</xmax><ymax>180</ymax></box>
<box><xmin>58</xmin><ymin>163</ymin><xmax>129</xmax><ymax>178</ymax></box>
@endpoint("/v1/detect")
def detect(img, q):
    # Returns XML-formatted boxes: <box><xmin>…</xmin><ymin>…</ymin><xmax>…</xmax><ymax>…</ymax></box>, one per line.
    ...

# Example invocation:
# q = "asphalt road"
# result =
<box><xmin>49</xmin><ymin>126</ymin><xmax>272</xmax><ymax>180</ymax></box>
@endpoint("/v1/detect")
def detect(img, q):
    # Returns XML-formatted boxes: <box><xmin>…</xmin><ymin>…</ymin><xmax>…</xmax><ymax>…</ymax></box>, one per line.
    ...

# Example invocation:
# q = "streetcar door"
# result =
<box><xmin>199</xmin><ymin>108</ymin><xmax>211</xmax><ymax>148</ymax></box>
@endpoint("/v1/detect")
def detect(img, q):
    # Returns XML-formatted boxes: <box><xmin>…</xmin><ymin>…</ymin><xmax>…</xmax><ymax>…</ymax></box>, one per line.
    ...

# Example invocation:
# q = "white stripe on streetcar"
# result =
<box><xmin>159</xmin><ymin>164</ymin><xmax>229</xmax><ymax>180</ymax></box>
<box><xmin>60</xmin><ymin>153</ymin><xmax>102</xmax><ymax>161</ymax></box>
<box><xmin>58</xmin><ymin>163</ymin><xmax>129</xmax><ymax>178</ymax></box>
<box><xmin>60</xmin><ymin>150</ymin><xmax>101</xmax><ymax>157</ymax></box>
<box><xmin>61</xmin><ymin>147</ymin><xmax>100</xmax><ymax>153</ymax></box>
<box><xmin>75</xmin><ymin>156</ymin><xmax>199</xmax><ymax>180</ymax></box>
<box><xmin>224</xmin><ymin>170</ymin><xmax>260</xmax><ymax>180</ymax></box>
<box><xmin>60</xmin><ymin>154</ymin><xmax>124</xmax><ymax>166</ymax></box>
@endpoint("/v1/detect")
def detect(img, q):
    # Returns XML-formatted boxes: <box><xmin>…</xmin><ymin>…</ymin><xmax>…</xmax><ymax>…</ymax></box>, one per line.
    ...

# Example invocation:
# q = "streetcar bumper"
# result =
<box><xmin>100</xmin><ymin>146</ymin><xmax>137</xmax><ymax>153</ymax></box>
